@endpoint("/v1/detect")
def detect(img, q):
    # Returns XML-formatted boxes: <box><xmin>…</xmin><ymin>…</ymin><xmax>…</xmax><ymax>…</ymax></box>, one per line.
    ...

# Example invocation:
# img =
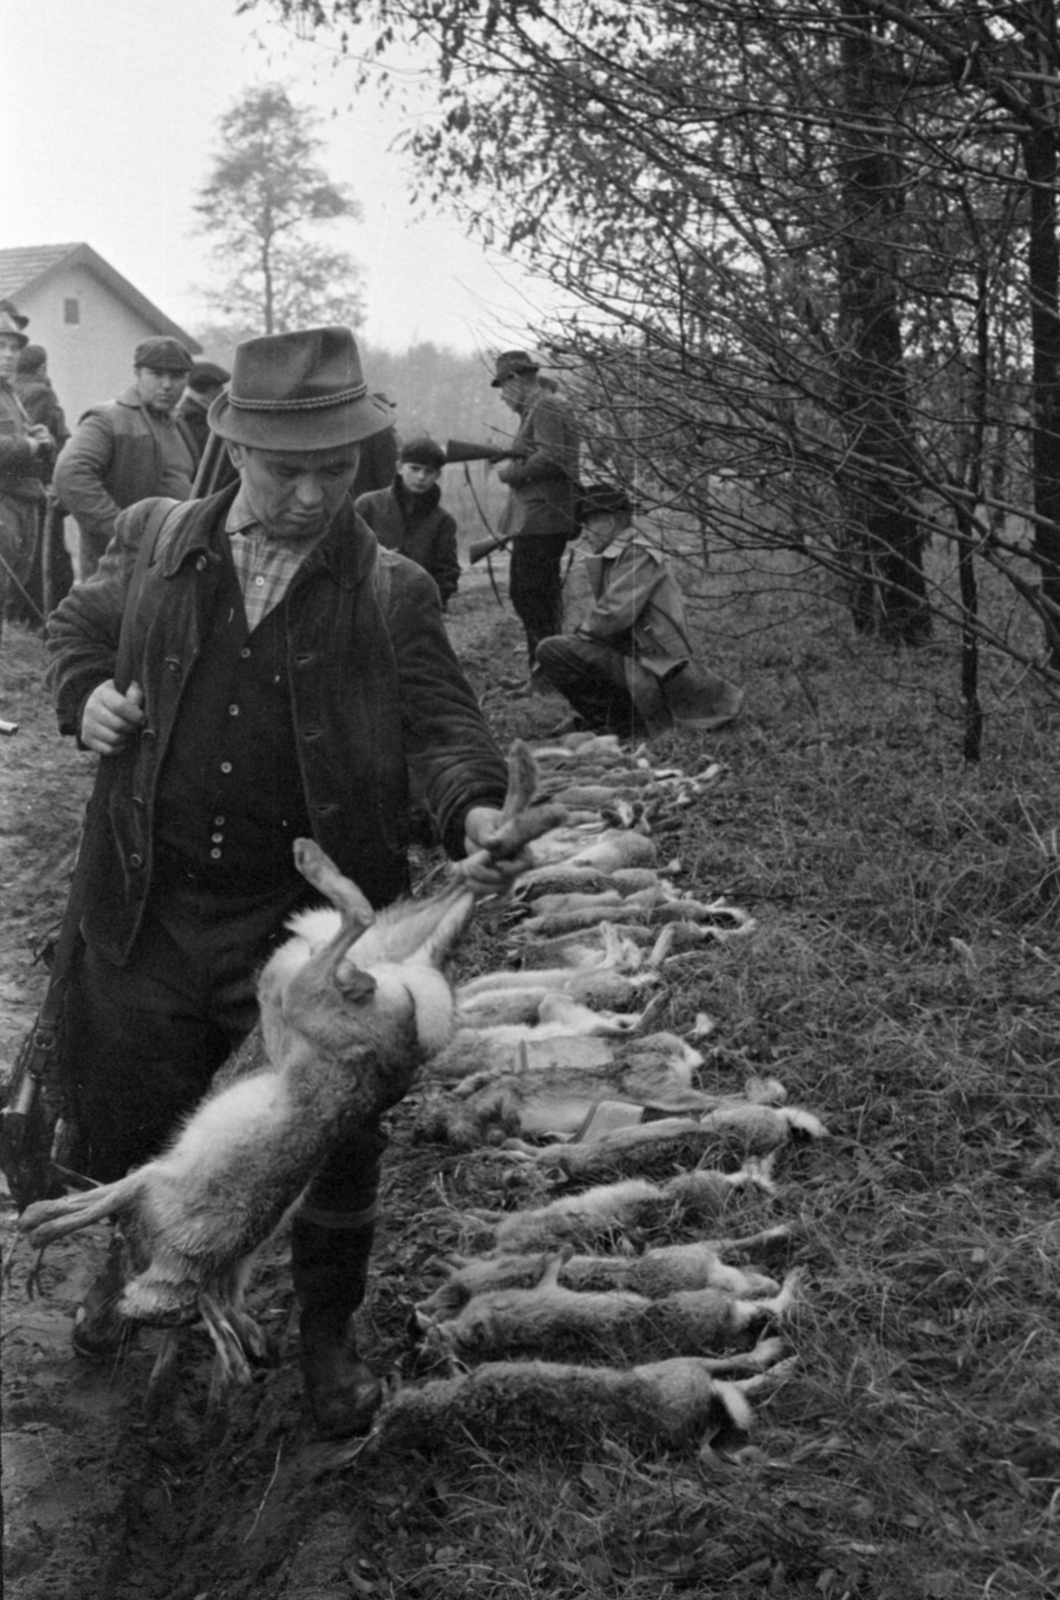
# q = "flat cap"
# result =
<box><xmin>399</xmin><ymin>435</ymin><xmax>446</xmax><ymax>469</ymax></box>
<box><xmin>578</xmin><ymin>482</ymin><xmax>634</xmax><ymax>520</ymax></box>
<box><xmin>134</xmin><ymin>336</ymin><xmax>193</xmax><ymax>373</ymax></box>
<box><xmin>187</xmin><ymin>360</ymin><xmax>231</xmax><ymax>392</ymax></box>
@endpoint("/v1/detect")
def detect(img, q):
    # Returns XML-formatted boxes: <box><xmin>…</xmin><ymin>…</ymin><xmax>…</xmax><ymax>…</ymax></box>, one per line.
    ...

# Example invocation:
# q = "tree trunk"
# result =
<box><xmin>1020</xmin><ymin>0</ymin><xmax>1060</xmax><ymax>668</ymax></box>
<box><xmin>836</xmin><ymin>2</ymin><xmax>931</xmax><ymax>645</ymax></box>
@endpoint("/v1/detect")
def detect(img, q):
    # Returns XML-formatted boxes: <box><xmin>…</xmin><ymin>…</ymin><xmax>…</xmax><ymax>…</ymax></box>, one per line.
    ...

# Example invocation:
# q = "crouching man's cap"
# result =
<box><xmin>578</xmin><ymin>483</ymin><xmax>634</xmax><ymax>520</ymax></box>
<box><xmin>208</xmin><ymin>327</ymin><xmax>393</xmax><ymax>451</ymax></box>
<box><xmin>134</xmin><ymin>336</ymin><xmax>193</xmax><ymax>372</ymax></box>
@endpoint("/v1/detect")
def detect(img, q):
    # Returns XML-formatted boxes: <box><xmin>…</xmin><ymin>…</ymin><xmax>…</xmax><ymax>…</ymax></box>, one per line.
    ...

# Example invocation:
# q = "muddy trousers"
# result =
<box><xmin>508</xmin><ymin>532</ymin><xmax>568</xmax><ymax>664</ymax></box>
<box><xmin>535</xmin><ymin>634</ymin><xmax>649</xmax><ymax>740</ymax></box>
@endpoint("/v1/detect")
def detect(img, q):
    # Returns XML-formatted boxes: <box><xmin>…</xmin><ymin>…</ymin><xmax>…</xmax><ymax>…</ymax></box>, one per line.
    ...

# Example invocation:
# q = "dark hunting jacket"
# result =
<box><xmin>355</xmin><ymin>477</ymin><xmax>460</xmax><ymax>604</ymax></box>
<box><xmin>47</xmin><ymin>485</ymin><xmax>508</xmax><ymax>964</ymax></box>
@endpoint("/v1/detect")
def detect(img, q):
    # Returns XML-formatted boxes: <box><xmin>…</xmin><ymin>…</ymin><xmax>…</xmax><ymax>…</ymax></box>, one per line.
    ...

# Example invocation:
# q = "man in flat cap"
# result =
<box><xmin>44</xmin><ymin>327</ymin><xmax>518</xmax><ymax>1440</ymax></box>
<box><xmin>535</xmin><ymin>483</ymin><xmax>744</xmax><ymax>742</ymax></box>
<box><xmin>490</xmin><ymin>350</ymin><xmax>580</xmax><ymax>675</ymax></box>
<box><xmin>0</xmin><ymin>308</ymin><xmax>55</xmax><ymax>638</ymax></box>
<box><xmin>55</xmin><ymin>336</ymin><xmax>198</xmax><ymax>577</ymax></box>
<box><xmin>355</xmin><ymin>435</ymin><xmax>460</xmax><ymax>608</ymax></box>
<box><xmin>175</xmin><ymin>358</ymin><xmax>230</xmax><ymax>465</ymax></box>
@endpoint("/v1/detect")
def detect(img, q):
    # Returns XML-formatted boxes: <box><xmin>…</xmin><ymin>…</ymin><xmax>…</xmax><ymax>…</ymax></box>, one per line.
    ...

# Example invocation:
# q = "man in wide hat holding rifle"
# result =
<box><xmin>490</xmin><ymin>349</ymin><xmax>581</xmax><ymax>675</ymax></box>
<box><xmin>39</xmin><ymin>326</ymin><xmax>518</xmax><ymax>1438</ymax></box>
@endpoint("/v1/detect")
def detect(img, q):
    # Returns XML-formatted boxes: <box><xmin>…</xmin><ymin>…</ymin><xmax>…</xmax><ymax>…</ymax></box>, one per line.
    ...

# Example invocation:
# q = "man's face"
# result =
<box><xmin>0</xmin><ymin>336</ymin><xmax>21</xmax><ymax>383</ymax></box>
<box><xmin>228</xmin><ymin>442</ymin><xmax>362</xmax><ymax>541</ymax></box>
<box><xmin>135</xmin><ymin>366</ymin><xmax>186</xmax><ymax>414</ymax></box>
<box><xmin>398</xmin><ymin>461</ymin><xmax>441</xmax><ymax>497</ymax></box>
<box><xmin>583</xmin><ymin>512</ymin><xmax>619</xmax><ymax>552</ymax></box>
<box><xmin>192</xmin><ymin>381</ymin><xmax>225</xmax><ymax>409</ymax></box>
<box><xmin>498</xmin><ymin>373</ymin><xmax>531</xmax><ymax>414</ymax></box>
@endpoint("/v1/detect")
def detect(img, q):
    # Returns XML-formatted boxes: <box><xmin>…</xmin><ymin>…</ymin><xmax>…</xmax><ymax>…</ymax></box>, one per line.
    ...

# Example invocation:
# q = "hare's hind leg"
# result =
<box><xmin>20</xmin><ymin>1171</ymin><xmax>143</xmax><ymax>1248</ymax></box>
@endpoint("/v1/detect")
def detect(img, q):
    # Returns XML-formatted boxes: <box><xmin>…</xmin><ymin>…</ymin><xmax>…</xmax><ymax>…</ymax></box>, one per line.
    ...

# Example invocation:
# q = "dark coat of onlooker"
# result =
<box><xmin>355</xmin><ymin>436</ymin><xmax>460</xmax><ymax>606</ymax></box>
<box><xmin>175</xmin><ymin>359</ymin><xmax>230</xmax><ymax>465</ymax></box>
<box><xmin>55</xmin><ymin>337</ymin><xmax>198</xmax><ymax>576</ymax></box>
<box><xmin>491</xmin><ymin>351</ymin><xmax>581</xmax><ymax>667</ymax></box>
<box><xmin>0</xmin><ymin>314</ymin><xmax>52</xmax><ymax>634</ymax></box>
<box><xmin>13</xmin><ymin>345</ymin><xmax>74</xmax><ymax>618</ymax></box>
<box><xmin>351</xmin><ymin>396</ymin><xmax>398</xmax><ymax>498</ymax></box>
<box><xmin>15</xmin><ymin>345</ymin><xmax>69</xmax><ymax>478</ymax></box>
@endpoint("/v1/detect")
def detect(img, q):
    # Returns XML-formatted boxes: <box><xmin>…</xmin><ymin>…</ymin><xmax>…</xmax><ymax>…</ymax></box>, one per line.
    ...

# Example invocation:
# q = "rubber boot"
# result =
<box><xmin>291</xmin><ymin>1212</ymin><xmax>383</xmax><ymax>1440</ymax></box>
<box><xmin>72</xmin><ymin>1226</ymin><xmax>139</xmax><ymax>1362</ymax></box>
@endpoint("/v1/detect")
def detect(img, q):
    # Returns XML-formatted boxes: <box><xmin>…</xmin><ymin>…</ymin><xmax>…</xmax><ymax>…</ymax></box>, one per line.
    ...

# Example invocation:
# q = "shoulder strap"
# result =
<box><xmin>112</xmin><ymin>496</ymin><xmax>180</xmax><ymax>695</ymax></box>
<box><xmin>35</xmin><ymin>498</ymin><xmax>182</xmax><ymax>1019</ymax></box>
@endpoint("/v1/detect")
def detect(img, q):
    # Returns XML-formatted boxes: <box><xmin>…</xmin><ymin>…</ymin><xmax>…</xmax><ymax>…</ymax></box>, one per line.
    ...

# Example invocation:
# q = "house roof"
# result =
<box><xmin>0</xmin><ymin>243</ymin><xmax>201</xmax><ymax>353</ymax></box>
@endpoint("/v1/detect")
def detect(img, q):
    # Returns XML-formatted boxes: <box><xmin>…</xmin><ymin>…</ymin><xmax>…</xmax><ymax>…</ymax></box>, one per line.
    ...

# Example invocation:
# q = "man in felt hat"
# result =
<box><xmin>55</xmin><ymin>335</ymin><xmax>198</xmax><ymax>577</ymax></box>
<box><xmin>175</xmin><ymin>358</ymin><xmax>231</xmax><ymax>464</ymax></box>
<box><xmin>355</xmin><ymin>434</ymin><xmax>460</xmax><ymax>608</ymax></box>
<box><xmin>534</xmin><ymin>483</ymin><xmax>744</xmax><ymax>742</ymax></box>
<box><xmin>489</xmin><ymin>349</ymin><xmax>580</xmax><ymax>671</ymax></box>
<box><xmin>10</xmin><ymin>344</ymin><xmax>74</xmax><ymax>621</ymax></box>
<box><xmin>0</xmin><ymin>308</ymin><xmax>55</xmax><ymax>638</ymax></box>
<box><xmin>45</xmin><ymin>326</ymin><xmax>517</xmax><ymax>1438</ymax></box>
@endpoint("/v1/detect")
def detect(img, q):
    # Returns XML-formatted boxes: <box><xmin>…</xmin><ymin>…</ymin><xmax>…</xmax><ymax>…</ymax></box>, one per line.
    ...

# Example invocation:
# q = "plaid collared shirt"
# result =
<box><xmin>225</xmin><ymin>487</ymin><xmax>327</xmax><ymax>632</ymax></box>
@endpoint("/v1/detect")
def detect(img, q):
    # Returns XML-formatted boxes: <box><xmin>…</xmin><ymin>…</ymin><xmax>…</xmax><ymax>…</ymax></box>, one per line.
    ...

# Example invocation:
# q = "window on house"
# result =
<box><xmin>64</xmin><ymin>298</ymin><xmax>80</xmax><ymax>325</ymax></box>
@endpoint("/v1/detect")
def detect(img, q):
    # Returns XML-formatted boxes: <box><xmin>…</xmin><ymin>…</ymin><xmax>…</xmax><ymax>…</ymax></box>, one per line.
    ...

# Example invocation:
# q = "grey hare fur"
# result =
<box><xmin>20</xmin><ymin>742</ymin><xmax>563</xmax><ymax>1374</ymax></box>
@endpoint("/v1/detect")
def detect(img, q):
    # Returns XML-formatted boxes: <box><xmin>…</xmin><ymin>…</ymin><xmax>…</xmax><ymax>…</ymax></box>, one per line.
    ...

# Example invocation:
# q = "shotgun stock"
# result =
<box><xmin>468</xmin><ymin>532</ymin><xmax>513</xmax><ymax>565</ymax></box>
<box><xmin>445</xmin><ymin>438</ymin><xmax>526</xmax><ymax>466</ymax></box>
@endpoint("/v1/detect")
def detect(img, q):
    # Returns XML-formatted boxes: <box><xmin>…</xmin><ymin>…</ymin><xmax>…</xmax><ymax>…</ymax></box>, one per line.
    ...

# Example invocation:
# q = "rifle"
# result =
<box><xmin>444</xmin><ymin>438</ymin><xmax>527</xmax><ymax>467</ymax></box>
<box><xmin>0</xmin><ymin>496</ymin><xmax>183</xmax><ymax>1210</ymax></box>
<box><xmin>468</xmin><ymin>531</ymin><xmax>514</xmax><ymax>565</ymax></box>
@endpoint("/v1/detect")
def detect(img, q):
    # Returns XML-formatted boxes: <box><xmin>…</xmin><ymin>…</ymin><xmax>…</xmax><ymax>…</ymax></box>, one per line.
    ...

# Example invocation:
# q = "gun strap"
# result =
<box><xmin>32</xmin><ymin>495</ymin><xmax>183</xmax><ymax>1060</ymax></box>
<box><xmin>462</xmin><ymin>463</ymin><xmax>509</xmax><ymax>612</ymax></box>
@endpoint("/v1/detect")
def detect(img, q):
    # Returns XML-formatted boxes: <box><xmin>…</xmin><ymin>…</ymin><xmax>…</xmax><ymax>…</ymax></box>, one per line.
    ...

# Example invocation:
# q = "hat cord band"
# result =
<box><xmin>227</xmin><ymin>382</ymin><xmax>368</xmax><ymax>412</ymax></box>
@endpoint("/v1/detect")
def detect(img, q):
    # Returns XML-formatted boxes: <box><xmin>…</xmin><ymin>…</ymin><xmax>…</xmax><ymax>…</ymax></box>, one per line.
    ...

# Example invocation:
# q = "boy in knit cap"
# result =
<box><xmin>355</xmin><ymin>435</ymin><xmax>460</xmax><ymax>608</ymax></box>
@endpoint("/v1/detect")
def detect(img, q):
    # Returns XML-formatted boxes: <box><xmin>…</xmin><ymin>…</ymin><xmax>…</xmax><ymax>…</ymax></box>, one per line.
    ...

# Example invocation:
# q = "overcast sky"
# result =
<box><xmin>3</xmin><ymin>0</ymin><xmax>557</xmax><ymax>356</ymax></box>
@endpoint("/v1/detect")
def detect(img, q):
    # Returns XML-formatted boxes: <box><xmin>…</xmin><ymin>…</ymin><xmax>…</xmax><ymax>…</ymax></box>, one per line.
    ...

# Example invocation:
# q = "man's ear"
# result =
<box><xmin>227</xmin><ymin>442</ymin><xmax>247</xmax><ymax>470</ymax></box>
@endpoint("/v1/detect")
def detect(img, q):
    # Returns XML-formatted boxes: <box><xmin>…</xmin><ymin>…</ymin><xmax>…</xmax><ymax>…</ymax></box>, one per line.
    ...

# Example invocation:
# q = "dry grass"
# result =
<box><xmin>3</xmin><ymin>563</ymin><xmax>1058</xmax><ymax>1600</ymax></box>
<box><xmin>337</xmin><ymin>574</ymin><xmax>1058</xmax><ymax>1600</ymax></box>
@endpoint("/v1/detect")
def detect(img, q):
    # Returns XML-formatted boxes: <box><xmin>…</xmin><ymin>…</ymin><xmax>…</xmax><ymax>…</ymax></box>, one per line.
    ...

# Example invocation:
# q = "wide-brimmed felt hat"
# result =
<box><xmin>134</xmin><ymin>336</ymin><xmax>193</xmax><ymax>373</ymax></box>
<box><xmin>0</xmin><ymin>311</ymin><xmax>30</xmax><ymax>350</ymax></box>
<box><xmin>0</xmin><ymin>300</ymin><xmax>29</xmax><ymax>331</ymax></box>
<box><xmin>208</xmin><ymin>327</ymin><xmax>393</xmax><ymax>452</ymax></box>
<box><xmin>490</xmin><ymin>350</ymin><xmax>541</xmax><ymax>387</ymax></box>
<box><xmin>578</xmin><ymin>482</ymin><xmax>634</xmax><ymax>520</ymax></box>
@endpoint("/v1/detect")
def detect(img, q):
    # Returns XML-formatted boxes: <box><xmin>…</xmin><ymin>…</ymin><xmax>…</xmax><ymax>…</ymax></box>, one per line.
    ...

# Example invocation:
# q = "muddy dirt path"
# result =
<box><xmin>0</xmin><ymin>580</ymin><xmax>582</xmax><ymax>1600</ymax></box>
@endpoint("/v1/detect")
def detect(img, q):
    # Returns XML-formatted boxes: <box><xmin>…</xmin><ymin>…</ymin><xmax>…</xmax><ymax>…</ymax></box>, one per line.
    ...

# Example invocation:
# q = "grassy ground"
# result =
<box><xmin>2</xmin><ymin>562</ymin><xmax>1058</xmax><ymax>1600</ymax></box>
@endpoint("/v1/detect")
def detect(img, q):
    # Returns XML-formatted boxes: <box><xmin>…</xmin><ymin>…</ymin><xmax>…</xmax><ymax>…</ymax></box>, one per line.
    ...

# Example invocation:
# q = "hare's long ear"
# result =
<box><xmin>292</xmin><ymin>839</ymin><xmax>378</xmax><ymax>1001</ymax></box>
<box><xmin>504</xmin><ymin>739</ymin><xmax>540</xmax><ymax>817</ymax></box>
<box><xmin>293</xmin><ymin>839</ymin><xmax>376</xmax><ymax>926</ymax></box>
<box><xmin>478</xmin><ymin>741</ymin><xmax>568</xmax><ymax>862</ymax></box>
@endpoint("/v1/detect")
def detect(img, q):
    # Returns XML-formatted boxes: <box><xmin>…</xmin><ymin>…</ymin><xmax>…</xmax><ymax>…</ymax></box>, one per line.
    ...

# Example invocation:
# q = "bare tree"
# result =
<box><xmin>256</xmin><ymin>0</ymin><xmax>1060</xmax><ymax>691</ymax></box>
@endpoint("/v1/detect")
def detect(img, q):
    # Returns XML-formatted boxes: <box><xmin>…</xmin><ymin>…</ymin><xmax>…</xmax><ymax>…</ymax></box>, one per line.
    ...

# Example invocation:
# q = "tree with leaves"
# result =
<box><xmin>196</xmin><ymin>83</ymin><xmax>365</xmax><ymax>336</ymax></box>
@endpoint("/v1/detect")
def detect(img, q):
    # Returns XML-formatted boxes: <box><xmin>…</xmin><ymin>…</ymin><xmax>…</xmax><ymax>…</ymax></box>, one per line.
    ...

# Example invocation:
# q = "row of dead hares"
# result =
<box><xmin>389</xmin><ymin>732</ymin><xmax>822</xmax><ymax>1459</ymax></box>
<box><xmin>19</xmin><ymin>733</ymin><xmax>822</xmax><ymax>1457</ymax></box>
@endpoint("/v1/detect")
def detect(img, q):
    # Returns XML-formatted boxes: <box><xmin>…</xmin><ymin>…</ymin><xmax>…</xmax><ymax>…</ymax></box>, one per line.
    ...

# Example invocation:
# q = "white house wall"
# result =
<box><xmin>18</xmin><ymin>264</ymin><xmax>178</xmax><ymax>427</ymax></box>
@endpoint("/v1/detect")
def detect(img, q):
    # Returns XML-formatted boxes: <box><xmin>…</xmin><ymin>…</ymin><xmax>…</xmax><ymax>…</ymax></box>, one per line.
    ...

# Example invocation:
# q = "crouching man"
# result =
<box><xmin>45</xmin><ymin>326</ymin><xmax>517</xmax><ymax>1438</ymax></box>
<box><xmin>535</xmin><ymin>484</ymin><xmax>744</xmax><ymax>742</ymax></box>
